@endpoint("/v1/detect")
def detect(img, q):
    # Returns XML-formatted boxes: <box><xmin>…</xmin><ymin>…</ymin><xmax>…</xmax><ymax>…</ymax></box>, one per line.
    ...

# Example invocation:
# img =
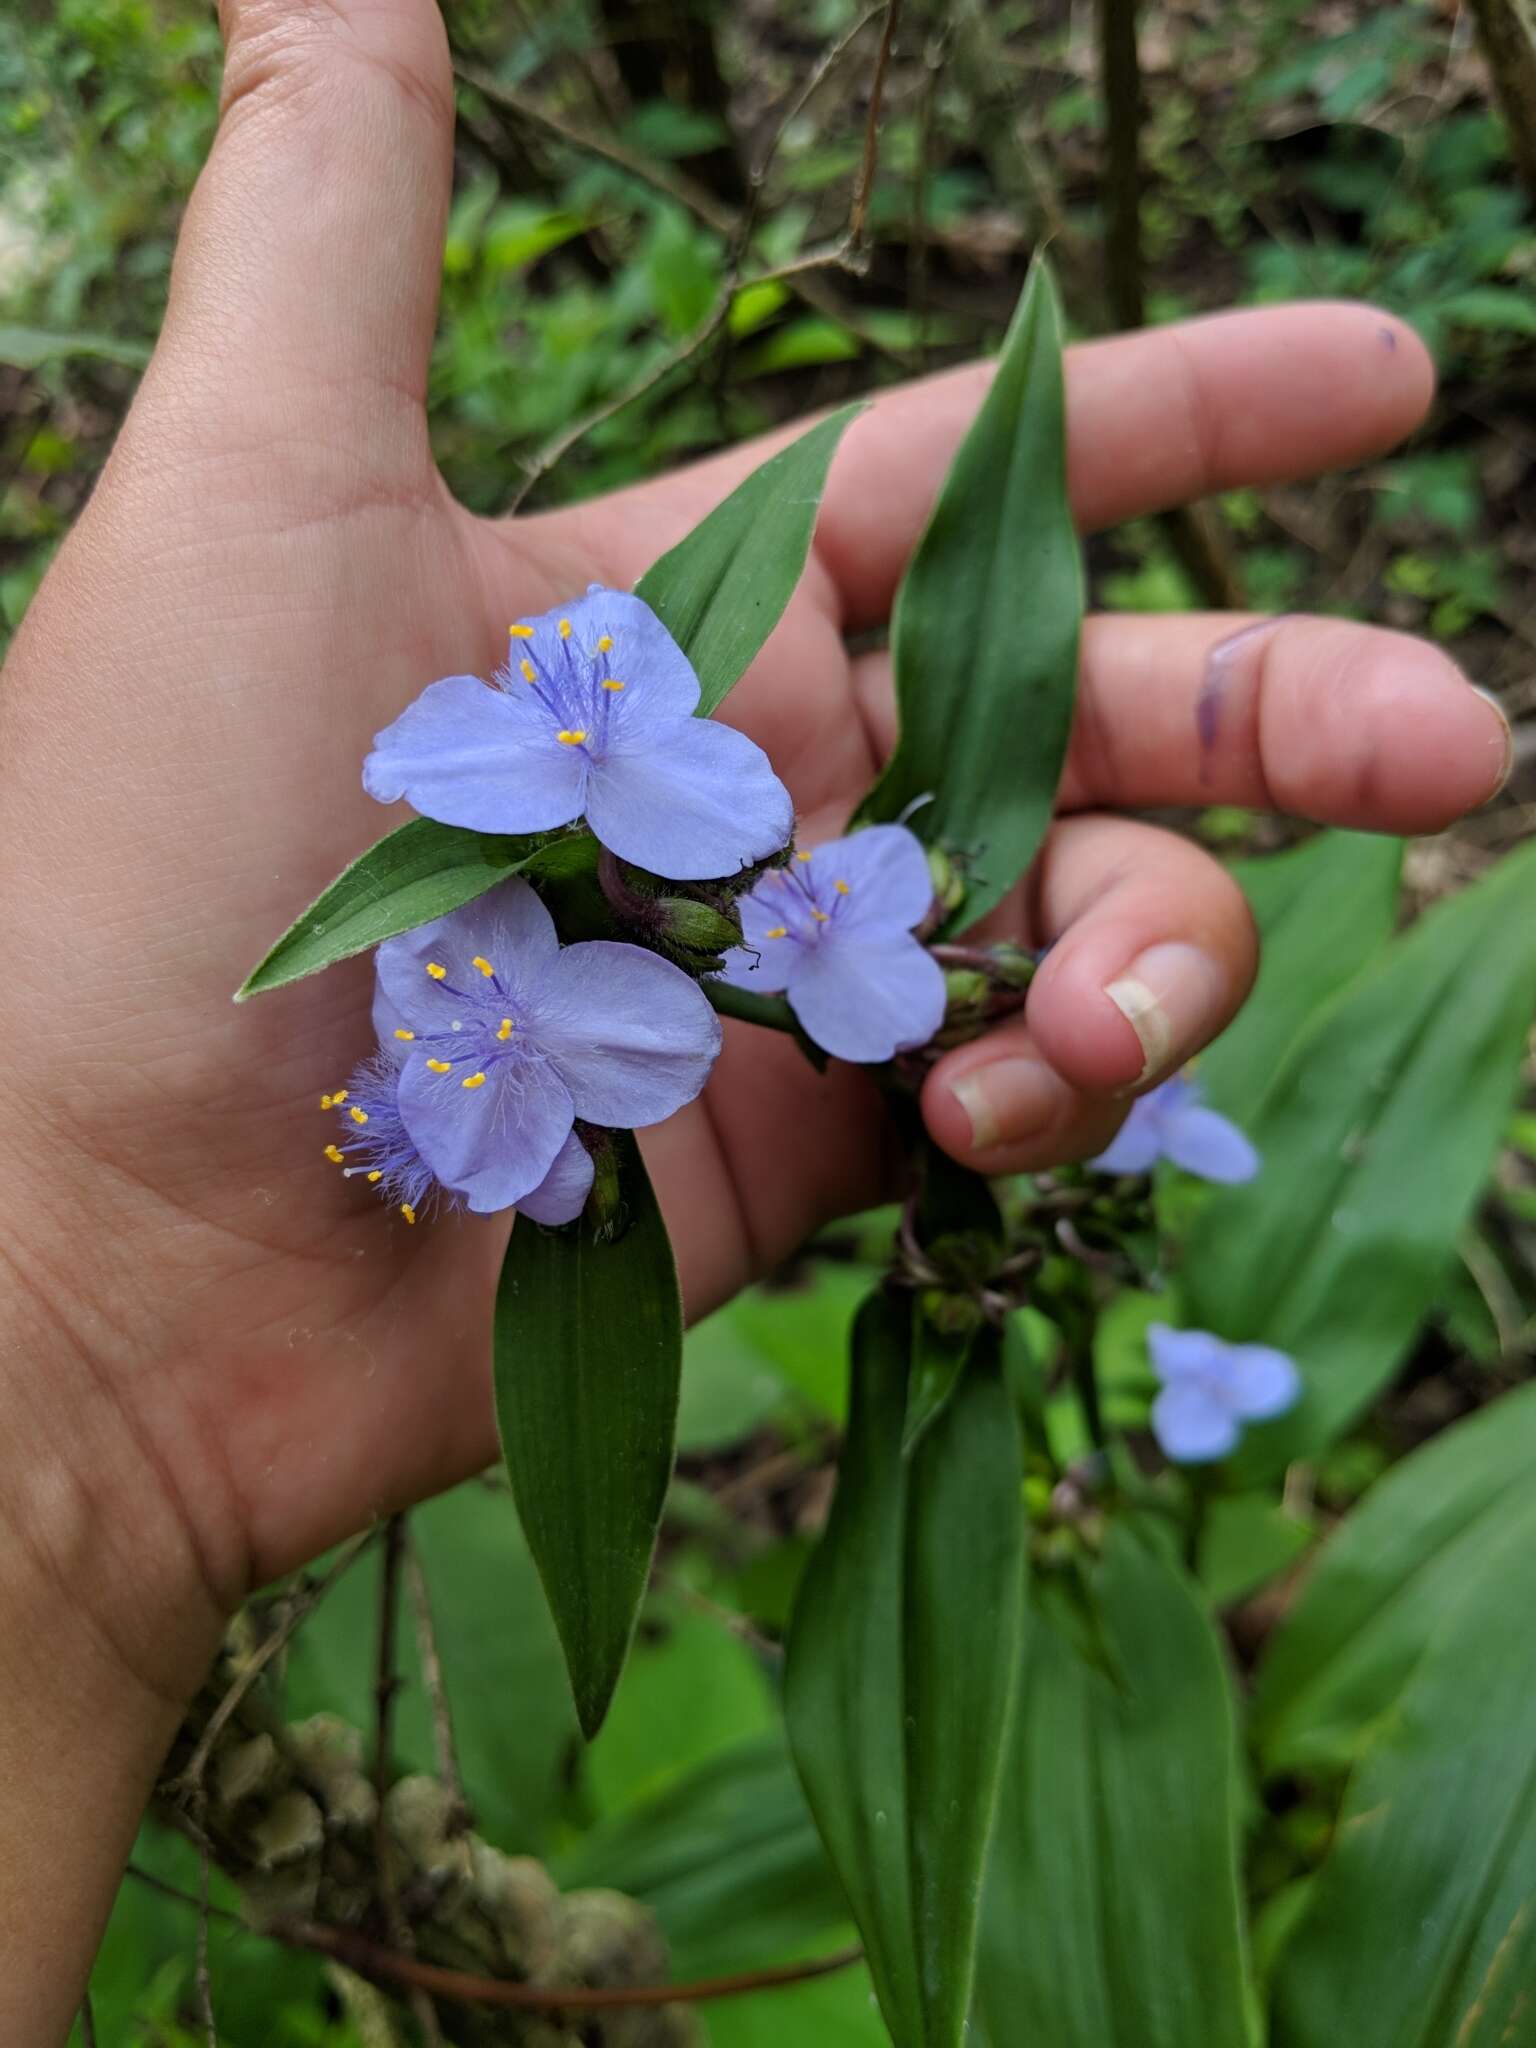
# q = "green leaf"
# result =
<box><xmin>976</xmin><ymin>1522</ymin><xmax>1255</xmax><ymax>2048</ymax></box>
<box><xmin>1197</xmin><ymin>830</ymin><xmax>1403</xmax><ymax>1117</ymax></box>
<box><xmin>785</xmin><ymin>1294</ymin><xmax>1024</xmax><ymax>2047</ymax></box>
<box><xmin>1184</xmin><ymin>840</ymin><xmax>1536</xmax><ymax>1469</ymax></box>
<box><xmin>494</xmin><ymin>1135</ymin><xmax>681</xmax><ymax>1737</ymax></box>
<box><xmin>635</xmin><ymin>404</ymin><xmax>865</xmax><ymax>715</ymax></box>
<box><xmin>1252</xmin><ymin>1383</ymin><xmax>1536</xmax><ymax>1775</ymax></box>
<box><xmin>0</xmin><ymin>323</ymin><xmax>152</xmax><ymax>371</ymax></box>
<box><xmin>856</xmin><ymin>257</ymin><xmax>1083</xmax><ymax>931</ymax></box>
<box><xmin>1268</xmin><ymin>1506</ymin><xmax>1536</xmax><ymax>2048</ymax></box>
<box><xmin>236</xmin><ymin>820</ymin><xmax>595</xmax><ymax>999</ymax></box>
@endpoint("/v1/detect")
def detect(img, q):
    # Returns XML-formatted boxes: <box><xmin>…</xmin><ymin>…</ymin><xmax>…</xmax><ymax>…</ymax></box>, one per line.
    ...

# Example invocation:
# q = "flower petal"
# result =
<box><xmin>1163</xmin><ymin>1104</ymin><xmax>1261</xmax><ymax>1183</ymax></box>
<box><xmin>1151</xmin><ymin>1382</ymin><xmax>1240</xmax><ymax>1464</ymax></box>
<box><xmin>806</xmin><ymin>823</ymin><xmax>935</xmax><ymax>933</ymax></box>
<box><xmin>785</xmin><ymin>932</ymin><xmax>947</xmax><ymax>1063</ymax></box>
<box><xmin>585</xmin><ymin>716</ymin><xmax>793</xmax><ymax>880</ymax></box>
<box><xmin>515</xmin><ymin>1131</ymin><xmax>595</xmax><ymax>1226</ymax></box>
<box><xmin>716</xmin><ymin>889</ymin><xmax>803</xmax><ymax>995</ymax></box>
<box><xmin>397</xmin><ymin>1045</ymin><xmax>574</xmax><ymax>1214</ymax></box>
<box><xmin>364</xmin><ymin>674</ymin><xmax>588</xmax><ymax>834</ymax></box>
<box><xmin>1088</xmin><ymin>1097</ymin><xmax>1165</xmax><ymax>1175</ymax></box>
<box><xmin>528</xmin><ymin>939</ymin><xmax>722</xmax><ymax>1126</ymax></box>
<box><xmin>1223</xmin><ymin>1343</ymin><xmax>1301</xmax><ymax>1422</ymax></box>
<box><xmin>375</xmin><ymin>877</ymin><xmax>560</xmax><ymax>1033</ymax></box>
<box><xmin>509</xmin><ymin>588</ymin><xmax>701</xmax><ymax>720</ymax></box>
<box><xmin>1146</xmin><ymin>1322</ymin><xmax>1228</xmax><ymax>1385</ymax></box>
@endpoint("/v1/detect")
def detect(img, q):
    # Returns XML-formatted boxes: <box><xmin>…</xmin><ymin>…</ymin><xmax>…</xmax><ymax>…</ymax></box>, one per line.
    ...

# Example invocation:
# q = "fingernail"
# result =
<box><xmin>951</xmin><ymin>1058</ymin><xmax>1073</xmax><ymax>1152</ymax></box>
<box><xmin>1105</xmin><ymin>941</ymin><xmax>1227</xmax><ymax>1087</ymax></box>
<box><xmin>1471</xmin><ymin>686</ymin><xmax>1514</xmax><ymax>800</ymax></box>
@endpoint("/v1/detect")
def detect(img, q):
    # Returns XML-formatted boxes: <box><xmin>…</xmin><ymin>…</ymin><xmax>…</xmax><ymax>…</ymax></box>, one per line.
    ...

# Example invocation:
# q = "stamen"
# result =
<box><xmin>796</xmin><ymin>850</ymin><xmax>813</xmax><ymax>863</ymax></box>
<box><xmin>497</xmin><ymin>1017</ymin><xmax>514</xmax><ymax>1040</ymax></box>
<box><xmin>331</xmin><ymin>1090</ymin><xmax>348</xmax><ymax>1104</ymax></box>
<box><xmin>810</xmin><ymin>909</ymin><xmax>830</xmax><ymax>923</ymax></box>
<box><xmin>509</xmin><ymin>623</ymin><xmax>534</xmax><ymax>639</ymax></box>
<box><xmin>426</xmin><ymin>963</ymin><xmax>447</xmax><ymax>980</ymax></box>
<box><xmin>765</xmin><ymin>926</ymin><xmax>789</xmax><ymax>939</ymax></box>
<box><xmin>324</xmin><ymin>1144</ymin><xmax>345</xmax><ymax>1164</ymax></box>
<box><xmin>393</xmin><ymin>1028</ymin><xmax>415</xmax><ymax>1041</ymax></box>
<box><xmin>557</xmin><ymin>729</ymin><xmax>588</xmax><ymax>746</ymax></box>
<box><xmin>558</xmin><ymin>617</ymin><xmax>572</xmax><ymax>638</ymax></box>
<box><xmin>600</xmin><ymin>678</ymin><xmax>625</xmax><ymax>692</ymax></box>
<box><xmin>400</xmin><ymin>1203</ymin><xmax>417</xmax><ymax>1225</ymax></box>
<box><xmin>367</xmin><ymin>1170</ymin><xmax>382</xmax><ymax>1183</ymax></box>
<box><xmin>349</xmin><ymin>1106</ymin><xmax>369</xmax><ymax>1124</ymax></box>
<box><xmin>834</xmin><ymin>879</ymin><xmax>850</xmax><ymax>895</ymax></box>
<box><xmin>320</xmin><ymin>1094</ymin><xmax>334</xmax><ymax>1110</ymax></box>
<box><xmin>462</xmin><ymin>1072</ymin><xmax>488</xmax><ymax>1089</ymax></box>
<box><xmin>520</xmin><ymin>658</ymin><xmax>536</xmax><ymax>683</ymax></box>
<box><xmin>596</xmin><ymin>634</ymin><xmax>614</xmax><ymax>653</ymax></box>
<box><xmin>427</xmin><ymin>1058</ymin><xmax>453</xmax><ymax>1075</ymax></box>
<box><xmin>471</xmin><ymin>956</ymin><xmax>495</xmax><ymax>978</ymax></box>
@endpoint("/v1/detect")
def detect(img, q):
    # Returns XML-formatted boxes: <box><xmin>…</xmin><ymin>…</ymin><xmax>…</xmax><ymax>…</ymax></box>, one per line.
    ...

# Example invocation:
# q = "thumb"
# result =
<box><xmin>135</xmin><ymin>0</ymin><xmax>453</xmax><ymax>469</ymax></box>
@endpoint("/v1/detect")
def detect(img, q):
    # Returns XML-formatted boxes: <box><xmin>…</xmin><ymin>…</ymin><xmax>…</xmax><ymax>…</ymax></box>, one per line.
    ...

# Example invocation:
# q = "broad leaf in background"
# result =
<box><xmin>1252</xmin><ymin>1382</ymin><xmax>1536</xmax><ymax>1774</ymax></box>
<box><xmin>495</xmin><ymin>1134</ymin><xmax>682</xmax><ymax>1737</ymax></box>
<box><xmin>635</xmin><ymin>403</ymin><xmax>864</xmax><ymax>714</ymax></box>
<box><xmin>236</xmin><ymin>819</ymin><xmax>595</xmax><ymax>998</ymax></box>
<box><xmin>1184</xmin><ymin>838</ymin><xmax>1536</xmax><ymax>1468</ymax></box>
<box><xmin>1269</xmin><ymin>1505</ymin><xmax>1536</xmax><ymax>2048</ymax></box>
<box><xmin>0</xmin><ymin>323</ymin><xmax>152</xmax><ymax>370</ymax></box>
<box><xmin>976</xmin><ymin>1522</ymin><xmax>1255</xmax><ymax>2048</ymax></box>
<box><xmin>785</xmin><ymin>1293</ymin><xmax>1024</xmax><ymax>2048</ymax></box>
<box><xmin>857</xmin><ymin>256</ymin><xmax>1083</xmax><ymax>932</ymax></box>
<box><xmin>1197</xmin><ymin>829</ymin><xmax>1403</xmax><ymax>1114</ymax></box>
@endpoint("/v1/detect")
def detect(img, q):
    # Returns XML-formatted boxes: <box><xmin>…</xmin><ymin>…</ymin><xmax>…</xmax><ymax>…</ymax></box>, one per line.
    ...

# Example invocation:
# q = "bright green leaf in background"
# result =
<box><xmin>0</xmin><ymin>322</ymin><xmax>151</xmax><ymax>370</ymax></box>
<box><xmin>1184</xmin><ymin>837</ymin><xmax>1536</xmax><ymax>1469</ymax></box>
<box><xmin>636</xmin><ymin>403</ymin><xmax>864</xmax><ymax>715</ymax></box>
<box><xmin>858</xmin><ymin>256</ymin><xmax>1083</xmax><ymax>932</ymax></box>
<box><xmin>976</xmin><ymin>1522</ymin><xmax>1255</xmax><ymax>2048</ymax></box>
<box><xmin>494</xmin><ymin>1135</ymin><xmax>682</xmax><ymax>1738</ymax></box>
<box><xmin>785</xmin><ymin>1293</ymin><xmax>1024</xmax><ymax>2048</ymax></box>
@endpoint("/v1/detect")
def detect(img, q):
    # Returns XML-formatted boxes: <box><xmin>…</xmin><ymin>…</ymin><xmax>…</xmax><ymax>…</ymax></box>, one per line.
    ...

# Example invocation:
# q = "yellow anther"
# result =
<box><xmin>324</xmin><ymin>1143</ymin><xmax>344</xmax><ymax>1165</ymax></box>
<box><xmin>557</xmin><ymin>728</ymin><xmax>588</xmax><ymax>746</ymax></box>
<box><xmin>601</xmin><ymin>678</ymin><xmax>625</xmax><ymax>692</ymax></box>
<box><xmin>497</xmin><ymin>1017</ymin><xmax>514</xmax><ymax>1040</ymax></box>
<box><xmin>811</xmin><ymin>909</ymin><xmax>830</xmax><ymax>923</ymax></box>
<box><xmin>367</xmin><ymin>1170</ymin><xmax>382</xmax><ymax>1183</ymax></box>
<box><xmin>765</xmin><ymin>925</ymin><xmax>789</xmax><ymax>939</ymax></box>
<box><xmin>509</xmin><ymin>623</ymin><xmax>534</xmax><ymax>638</ymax></box>
<box><xmin>520</xmin><ymin>658</ymin><xmax>536</xmax><ymax>683</ymax></box>
<box><xmin>319</xmin><ymin>1094</ymin><xmax>333</xmax><ymax>1110</ymax></box>
<box><xmin>795</xmin><ymin>850</ymin><xmax>813</xmax><ymax>863</ymax></box>
<box><xmin>427</xmin><ymin>1058</ymin><xmax>453</xmax><ymax>1075</ymax></box>
<box><xmin>834</xmin><ymin>879</ymin><xmax>850</xmax><ymax>895</ymax></box>
<box><xmin>400</xmin><ymin>1203</ymin><xmax>417</xmax><ymax>1225</ymax></box>
<box><xmin>426</xmin><ymin>962</ymin><xmax>447</xmax><ymax>980</ymax></box>
<box><xmin>331</xmin><ymin>1089</ymin><xmax>349</xmax><ymax>1105</ymax></box>
<box><xmin>349</xmin><ymin>1106</ymin><xmax>369</xmax><ymax>1124</ymax></box>
<box><xmin>393</xmin><ymin>1028</ymin><xmax>415</xmax><ymax>1041</ymax></box>
<box><xmin>472</xmin><ymin>955</ymin><xmax>495</xmax><ymax>978</ymax></box>
<box><xmin>558</xmin><ymin>617</ymin><xmax>572</xmax><ymax>638</ymax></box>
<box><xmin>462</xmin><ymin>1071</ymin><xmax>488</xmax><ymax>1090</ymax></box>
<box><xmin>596</xmin><ymin>634</ymin><xmax>614</xmax><ymax>653</ymax></box>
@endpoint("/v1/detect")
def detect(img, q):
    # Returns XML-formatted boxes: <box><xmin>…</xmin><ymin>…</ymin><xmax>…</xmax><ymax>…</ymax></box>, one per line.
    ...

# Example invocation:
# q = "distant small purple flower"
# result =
<box><xmin>1090</xmin><ymin>1073</ymin><xmax>1259</xmax><ymax>1183</ymax></box>
<box><xmin>1147</xmin><ymin>1323</ymin><xmax>1300</xmax><ymax>1464</ymax></box>
<box><xmin>363</xmin><ymin>587</ymin><xmax>793</xmax><ymax>882</ymax></box>
<box><xmin>330</xmin><ymin>876</ymin><xmax>719</xmax><ymax>1219</ymax></box>
<box><xmin>717</xmin><ymin>823</ymin><xmax>945</xmax><ymax>1063</ymax></box>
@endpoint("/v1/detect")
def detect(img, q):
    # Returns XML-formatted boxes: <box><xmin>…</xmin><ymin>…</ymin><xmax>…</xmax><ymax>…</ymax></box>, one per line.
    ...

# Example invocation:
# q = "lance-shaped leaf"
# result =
<box><xmin>856</xmin><ymin>257</ymin><xmax>1083</xmax><ymax>931</ymax></box>
<box><xmin>494</xmin><ymin>1134</ymin><xmax>681</xmax><ymax>1738</ymax></box>
<box><xmin>636</xmin><ymin>403</ymin><xmax>865</xmax><ymax>716</ymax></box>
<box><xmin>1184</xmin><ymin>837</ymin><xmax>1536</xmax><ymax>1470</ymax></box>
<box><xmin>785</xmin><ymin>1293</ymin><xmax>1024</xmax><ymax>2047</ymax></box>
<box><xmin>1269</xmin><ymin>1504</ymin><xmax>1536</xmax><ymax>2048</ymax></box>
<box><xmin>236</xmin><ymin>820</ymin><xmax>595</xmax><ymax>998</ymax></box>
<box><xmin>976</xmin><ymin>1521</ymin><xmax>1255</xmax><ymax>2048</ymax></box>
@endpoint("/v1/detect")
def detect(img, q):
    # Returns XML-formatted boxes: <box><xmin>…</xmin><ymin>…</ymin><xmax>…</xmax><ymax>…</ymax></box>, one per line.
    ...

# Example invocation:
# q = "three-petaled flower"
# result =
<box><xmin>717</xmin><ymin>823</ymin><xmax>945</xmax><ymax>1063</ymax></box>
<box><xmin>363</xmin><ymin>588</ymin><xmax>793</xmax><ymax>882</ymax></box>
<box><xmin>1147</xmin><ymin>1323</ymin><xmax>1300</xmax><ymax>1463</ymax></box>
<box><xmin>1090</xmin><ymin>1072</ymin><xmax>1259</xmax><ymax>1183</ymax></box>
<box><xmin>329</xmin><ymin>877</ymin><xmax>720</xmax><ymax>1221</ymax></box>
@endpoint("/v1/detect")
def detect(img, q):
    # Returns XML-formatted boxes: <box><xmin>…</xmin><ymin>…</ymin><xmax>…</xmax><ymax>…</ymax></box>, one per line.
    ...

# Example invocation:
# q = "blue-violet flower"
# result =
<box><xmin>717</xmin><ymin>823</ymin><xmax>945</xmax><ymax>1063</ymax></box>
<box><xmin>363</xmin><ymin>587</ymin><xmax>793</xmax><ymax>882</ymax></box>
<box><xmin>1090</xmin><ymin>1072</ymin><xmax>1259</xmax><ymax>1183</ymax></box>
<box><xmin>328</xmin><ymin>876</ymin><xmax>719</xmax><ymax>1220</ymax></box>
<box><xmin>1147</xmin><ymin>1322</ymin><xmax>1300</xmax><ymax>1464</ymax></box>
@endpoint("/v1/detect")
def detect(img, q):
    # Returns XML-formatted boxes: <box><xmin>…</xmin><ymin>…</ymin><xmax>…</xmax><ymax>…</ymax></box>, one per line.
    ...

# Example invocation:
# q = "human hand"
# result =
<box><xmin>0</xmin><ymin>0</ymin><xmax>1509</xmax><ymax>1652</ymax></box>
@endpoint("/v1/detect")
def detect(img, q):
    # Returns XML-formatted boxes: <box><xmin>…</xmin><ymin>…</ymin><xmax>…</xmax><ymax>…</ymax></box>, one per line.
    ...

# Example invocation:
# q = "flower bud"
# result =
<box><xmin>927</xmin><ymin>846</ymin><xmax>968</xmax><ymax>919</ymax></box>
<box><xmin>653</xmin><ymin>896</ymin><xmax>744</xmax><ymax>969</ymax></box>
<box><xmin>943</xmin><ymin>967</ymin><xmax>989</xmax><ymax>1013</ymax></box>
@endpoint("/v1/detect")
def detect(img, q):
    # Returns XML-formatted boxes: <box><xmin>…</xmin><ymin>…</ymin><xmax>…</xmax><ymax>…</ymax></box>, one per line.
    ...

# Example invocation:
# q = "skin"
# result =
<box><xmin>0</xmin><ymin>0</ymin><xmax>1512</xmax><ymax>2036</ymax></box>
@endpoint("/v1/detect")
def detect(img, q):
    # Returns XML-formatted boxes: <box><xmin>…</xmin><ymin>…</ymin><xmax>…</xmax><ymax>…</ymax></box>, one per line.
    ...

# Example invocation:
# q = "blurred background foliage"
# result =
<box><xmin>3</xmin><ymin>0</ymin><xmax>1534</xmax><ymax>2040</ymax></box>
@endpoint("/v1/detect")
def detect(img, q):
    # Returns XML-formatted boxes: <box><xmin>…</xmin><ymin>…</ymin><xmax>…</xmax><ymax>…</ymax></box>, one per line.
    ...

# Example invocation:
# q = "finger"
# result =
<box><xmin>922</xmin><ymin>817</ymin><xmax>1258</xmax><ymax>1172</ymax></box>
<box><xmin>851</xmin><ymin>612</ymin><xmax>1513</xmax><ymax>833</ymax></box>
<box><xmin>133</xmin><ymin>0</ymin><xmax>453</xmax><ymax>460</ymax></box>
